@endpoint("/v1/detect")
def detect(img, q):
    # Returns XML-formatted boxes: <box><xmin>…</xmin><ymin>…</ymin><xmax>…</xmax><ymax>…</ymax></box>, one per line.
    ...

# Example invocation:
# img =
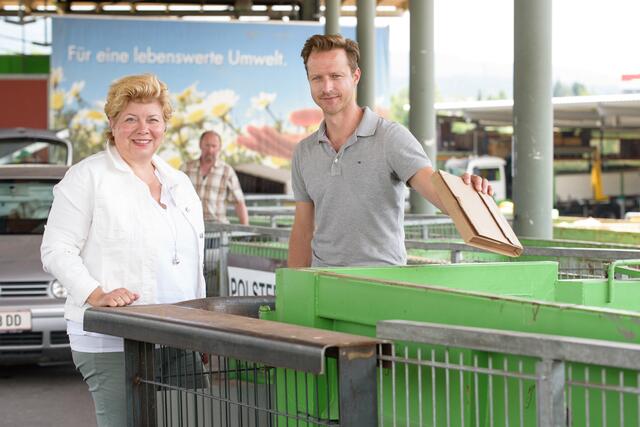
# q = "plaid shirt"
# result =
<box><xmin>182</xmin><ymin>159</ymin><xmax>245</xmax><ymax>223</ymax></box>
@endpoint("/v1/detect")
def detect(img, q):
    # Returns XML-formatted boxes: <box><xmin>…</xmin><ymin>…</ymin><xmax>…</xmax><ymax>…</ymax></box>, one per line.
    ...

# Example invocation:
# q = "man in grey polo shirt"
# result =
<box><xmin>288</xmin><ymin>34</ymin><xmax>492</xmax><ymax>268</ymax></box>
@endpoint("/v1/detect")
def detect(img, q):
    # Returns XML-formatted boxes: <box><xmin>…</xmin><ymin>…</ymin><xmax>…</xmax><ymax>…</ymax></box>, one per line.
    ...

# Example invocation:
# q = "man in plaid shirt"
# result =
<box><xmin>182</xmin><ymin>131</ymin><xmax>249</xmax><ymax>224</ymax></box>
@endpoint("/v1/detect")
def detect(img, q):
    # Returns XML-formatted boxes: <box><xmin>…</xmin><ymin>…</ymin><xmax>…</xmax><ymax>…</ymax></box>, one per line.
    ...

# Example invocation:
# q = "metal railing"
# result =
<box><xmin>203</xmin><ymin>222</ymin><xmax>640</xmax><ymax>296</ymax></box>
<box><xmin>243</xmin><ymin>194</ymin><xmax>294</xmax><ymax>207</ymax></box>
<box><xmin>82</xmin><ymin>297</ymin><xmax>640</xmax><ymax>427</ymax></box>
<box><xmin>377</xmin><ymin>320</ymin><xmax>640</xmax><ymax>427</ymax></box>
<box><xmin>231</xmin><ymin>212</ymin><xmax>455</xmax><ymax>232</ymax></box>
<box><xmin>403</xmin><ymin>215</ymin><xmax>460</xmax><ymax>240</ymax></box>
<box><xmin>84</xmin><ymin>297</ymin><xmax>388</xmax><ymax>427</ymax></box>
<box><xmin>405</xmin><ymin>240</ymin><xmax>640</xmax><ymax>278</ymax></box>
<box><xmin>204</xmin><ymin>223</ymin><xmax>289</xmax><ymax>296</ymax></box>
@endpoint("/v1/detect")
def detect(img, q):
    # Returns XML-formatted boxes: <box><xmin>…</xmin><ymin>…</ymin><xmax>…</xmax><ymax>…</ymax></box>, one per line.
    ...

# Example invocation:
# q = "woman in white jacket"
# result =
<box><xmin>41</xmin><ymin>74</ymin><xmax>206</xmax><ymax>427</ymax></box>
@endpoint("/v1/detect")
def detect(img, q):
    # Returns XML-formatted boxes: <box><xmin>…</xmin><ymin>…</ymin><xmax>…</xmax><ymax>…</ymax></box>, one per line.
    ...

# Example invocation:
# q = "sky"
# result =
<box><xmin>379</xmin><ymin>0</ymin><xmax>640</xmax><ymax>97</ymax></box>
<box><xmin>1</xmin><ymin>0</ymin><xmax>639</xmax><ymax>100</ymax></box>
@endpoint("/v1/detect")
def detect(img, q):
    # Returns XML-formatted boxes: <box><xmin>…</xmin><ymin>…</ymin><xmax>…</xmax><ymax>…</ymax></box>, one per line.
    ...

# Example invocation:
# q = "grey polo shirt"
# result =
<box><xmin>291</xmin><ymin>107</ymin><xmax>432</xmax><ymax>267</ymax></box>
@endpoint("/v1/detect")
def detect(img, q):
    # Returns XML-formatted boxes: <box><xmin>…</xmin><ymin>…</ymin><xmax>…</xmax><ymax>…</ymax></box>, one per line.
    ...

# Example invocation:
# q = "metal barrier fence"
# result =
<box><xmin>377</xmin><ymin>320</ymin><xmax>640</xmax><ymax>427</ymax></box>
<box><xmin>83</xmin><ymin>296</ymin><xmax>640</xmax><ymax>427</ymax></box>
<box><xmin>404</xmin><ymin>240</ymin><xmax>640</xmax><ymax>279</ymax></box>
<box><xmin>204</xmin><ymin>223</ymin><xmax>289</xmax><ymax>296</ymax></box>
<box><xmin>234</xmin><ymin>206</ymin><xmax>454</xmax><ymax>233</ymax></box>
<box><xmin>84</xmin><ymin>297</ymin><xmax>388</xmax><ymax>427</ymax></box>
<box><xmin>204</xmin><ymin>222</ymin><xmax>640</xmax><ymax>296</ymax></box>
<box><xmin>243</xmin><ymin>194</ymin><xmax>294</xmax><ymax>207</ymax></box>
<box><xmin>403</xmin><ymin>215</ymin><xmax>460</xmax><ymax>240</ymax></box>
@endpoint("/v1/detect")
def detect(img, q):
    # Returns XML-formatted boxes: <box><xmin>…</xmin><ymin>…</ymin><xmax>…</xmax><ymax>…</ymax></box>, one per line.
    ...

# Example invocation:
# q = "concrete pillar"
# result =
<box><xmin>324</xmin><ymin>0</ymin><xmax>340</xmax><ymax>35</ymax></box>
<box><xmin>513</xmin><ymin>0</ymin><xmax>553</xmax><ymax>238</ymax></box>
<box><xmin>409</xmin><ymin>0</ymin><xmax>436</xmax><ymax>214</ymax></box>
<box><xmin>356</xmin><ymin>0</ymin><xmax>375</xmax><ymax>108</ymax></box>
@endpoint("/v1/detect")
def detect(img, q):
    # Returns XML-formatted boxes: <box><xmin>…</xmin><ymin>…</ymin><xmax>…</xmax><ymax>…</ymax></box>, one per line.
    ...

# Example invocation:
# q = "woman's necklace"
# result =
<box><xmin>164</xmin><ymin>204</ymin><xmax>181</xmax><ymax>266</ymax></box>
<box><xmin>155</xmin><ymin>173</ymin><xmax>180</xmax><ymax>266</ymax></box>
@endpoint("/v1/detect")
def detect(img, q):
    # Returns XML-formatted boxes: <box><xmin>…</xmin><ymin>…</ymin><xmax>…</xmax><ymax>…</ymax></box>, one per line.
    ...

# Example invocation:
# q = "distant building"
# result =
<box><xmin>622</xmin><ymin>74</ymin><xmax>640</xmax><ymax>94</ymax></box>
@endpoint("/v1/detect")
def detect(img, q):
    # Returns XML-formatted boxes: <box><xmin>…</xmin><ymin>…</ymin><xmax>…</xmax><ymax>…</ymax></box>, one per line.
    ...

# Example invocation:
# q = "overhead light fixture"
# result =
<box><xmin>271</xmin><ymin>5</ymin><xmax>293</xmax><ymax>12</ymax></box>
<box><xmin>377</xmin><ymin>6</ymin><xmax>397</xmax><ymax>12</ymax></box>
<box><xmin>101</xmin><ymin>4</ymin><xmax>132</xmax><ymax>12</ymax></box>
<box><xmin>70</xmin><ymin>4</ymin><xmax>97</xmax><ymax>11</ymax></box>
<box><xmin>3</xmin><ymin>5</ymin><xmax>23</xmax><ymax>11</ymax></box>
<box><xmin>202</xmin><ymin>5</ymin><xmax>231</xmax><ymax>11</ymax></box>
<box><xmin>341</xmin><ymin>6</ymin><xmax>357</xmax><ymax>12</ymax></box>
<box><xmin>36</xmin><ymin>5</ymin><xmax>58</xmax><ymax>11</ymax></box>
<box><xmin>251</xmin><ymin>5</ymin><xmax>268</xmax><ymax>12</ymax></box>
<box><xmin>135</xmin><ymin>5</ymin><xmax>168</xmax><ymax>12</ymax></box>
<box><xmin>168</xmin><ymin>4</ymin><xmax>202</xmax><ymax>12</ymax></box>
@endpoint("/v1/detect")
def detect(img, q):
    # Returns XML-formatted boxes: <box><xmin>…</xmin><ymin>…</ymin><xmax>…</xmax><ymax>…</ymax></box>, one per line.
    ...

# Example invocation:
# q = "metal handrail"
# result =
<box><xmin>204</xmin><ymin>221</ymin><xmax>291</xmax><ymax>238</ymax></box>
<box><xmin>204</xmin><ymin>222</ymin><xmax>640</xmax><ymax>260</ymax></box>
<box><xmin>85</xmin><ymin>297</ymin><xmax>388</xmax><ymax>374</ymax></box>
<box><xmin>377</xmin><ymin>319</ymin><xmax>640</xmax><ymax>371</ymax></box>
<box><xmin>377</xmin><ymin>319</ymin><xmax>640</xmax><ymax>426</ymax></box>
<box><xmin>406</xmin><ymin>239</ymin><xmax>640</xmax><ymax>259</ymax></box>
<box><xmin>85</xmin><ymin>297</ymin><xmax>388</xmax><ymax>427</ymax></box>
<box><xmin>243</xmin><ymin>194</ymin><xmax>294</xmax><ymax>202</ymax></box>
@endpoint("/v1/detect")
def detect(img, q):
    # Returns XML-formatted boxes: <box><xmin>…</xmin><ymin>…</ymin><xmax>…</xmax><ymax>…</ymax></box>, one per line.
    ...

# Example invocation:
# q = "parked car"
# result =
<box><xmin>0</xmin><ymin>127</ymin><xmax>72</xmax><ymax>166</ymax></box>
<box><xmin>0</xmin><ymin>164</ymin><xmax>71</xmax><ymax>364</ymax></box>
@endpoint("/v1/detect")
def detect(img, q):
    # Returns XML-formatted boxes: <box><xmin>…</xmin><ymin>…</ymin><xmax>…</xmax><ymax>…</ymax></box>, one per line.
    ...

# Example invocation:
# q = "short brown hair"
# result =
<box><xmin>300</xmin><ymin>34</ymin><xmax>360</xmax><ymax>73</ymax></box>
<box><xmin>199</xmin><ymin>130</ymin><xmax>221</xmax><ymax>145</ymax></box>
<box><xmin>104</xmin><ymin>74</ymin><xmax>173</xmax><ymax>144</ymax></box>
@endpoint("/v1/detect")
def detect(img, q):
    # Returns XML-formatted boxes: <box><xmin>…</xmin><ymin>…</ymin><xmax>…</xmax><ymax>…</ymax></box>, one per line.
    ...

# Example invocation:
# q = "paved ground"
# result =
<box><xmin>0</xmin><ymin>362</ymin><xmax>97</xmax><ymax>427</ymax></box>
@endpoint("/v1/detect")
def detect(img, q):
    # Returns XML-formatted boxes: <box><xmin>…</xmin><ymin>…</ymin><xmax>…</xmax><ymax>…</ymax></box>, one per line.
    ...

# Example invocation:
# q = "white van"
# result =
<box><xmin>444</xmin><ymin>156</ymin><xmax>507</xmax><ymax>201</ymax></box>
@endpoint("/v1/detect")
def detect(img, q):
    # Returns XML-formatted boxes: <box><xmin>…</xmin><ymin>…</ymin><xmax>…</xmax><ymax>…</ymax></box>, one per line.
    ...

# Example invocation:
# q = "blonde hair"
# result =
<box><xmin>300</xmin><ymin>34</ymin><xmax>360</xmax><ymax>73</ymax></box>
<box><xmin>104</xmin><ymin>74</ymin><xmax>173</xmax><ymax>144</ymax></box>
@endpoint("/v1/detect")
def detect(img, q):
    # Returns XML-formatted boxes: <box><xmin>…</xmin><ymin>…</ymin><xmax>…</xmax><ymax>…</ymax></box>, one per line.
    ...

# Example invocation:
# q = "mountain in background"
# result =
<box><xmin>388</xmin><ymin>51</ymin><xmax>626</xmax><ymax>101</ymax></box>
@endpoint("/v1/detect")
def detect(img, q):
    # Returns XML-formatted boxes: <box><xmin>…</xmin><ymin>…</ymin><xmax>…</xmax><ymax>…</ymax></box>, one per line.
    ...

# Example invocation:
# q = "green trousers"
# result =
<box><xmin>72</xmin><ymin>349</ymin><xmax>204</xmax><ymax>427</ymax></box>
<box><xmin>72</xmin><ymin>351</ymin><xmax>127</xmax><ymax>427</ymax></box>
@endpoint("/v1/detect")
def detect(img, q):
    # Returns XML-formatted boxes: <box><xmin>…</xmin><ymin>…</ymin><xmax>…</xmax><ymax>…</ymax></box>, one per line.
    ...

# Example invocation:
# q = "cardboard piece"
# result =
<box><xmin>431</xmin><ymin>170</ymin><xmax>523</xmax><ymax>257</ymax></box>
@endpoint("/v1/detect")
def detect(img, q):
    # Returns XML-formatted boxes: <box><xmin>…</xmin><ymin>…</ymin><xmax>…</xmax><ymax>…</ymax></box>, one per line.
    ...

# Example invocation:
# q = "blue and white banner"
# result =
<box><xmin>51</xmin><ymin>16</ymin><xmax>389</xmax><ymax>166</ymax></box>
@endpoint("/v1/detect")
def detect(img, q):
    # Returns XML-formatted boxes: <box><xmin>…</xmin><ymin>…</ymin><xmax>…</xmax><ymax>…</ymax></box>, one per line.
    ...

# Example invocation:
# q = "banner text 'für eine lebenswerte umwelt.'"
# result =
<box><xmin>67</xmin><ymin>45</ymin><xmax>286</xmax><ymax>67</ymax></box>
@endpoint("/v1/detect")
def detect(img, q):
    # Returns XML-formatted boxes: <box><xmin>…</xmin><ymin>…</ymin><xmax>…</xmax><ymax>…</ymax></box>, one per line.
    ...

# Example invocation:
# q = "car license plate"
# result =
<box><xmin>0</xmin><ymin>310</ymin><xmax>31</xmax><ymax>332</ymax></box>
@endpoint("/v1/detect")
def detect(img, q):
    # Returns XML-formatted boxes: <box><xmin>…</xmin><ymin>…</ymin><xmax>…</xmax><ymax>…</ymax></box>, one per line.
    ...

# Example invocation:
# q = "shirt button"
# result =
<box><xmin>185</xmin><ymin>207</ymin><xmax>190</xmax><ymax>213</ymax></box>
<box><xmin>199</xmin><ymin>233</ymin><xmax>204</xmax><ymax>238</ymax></box>
<box><xmin>334</xmin><ymin>159</ymin><xmax>338</xmax><ymax>163</ymax></box>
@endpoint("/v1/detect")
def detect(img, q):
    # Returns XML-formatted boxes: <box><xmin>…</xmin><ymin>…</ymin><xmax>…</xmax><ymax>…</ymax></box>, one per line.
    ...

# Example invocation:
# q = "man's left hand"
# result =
<box><xmin>462</xmin><ymin>172</ymin><xmax>494</xmax><ymax>196</ymax></box>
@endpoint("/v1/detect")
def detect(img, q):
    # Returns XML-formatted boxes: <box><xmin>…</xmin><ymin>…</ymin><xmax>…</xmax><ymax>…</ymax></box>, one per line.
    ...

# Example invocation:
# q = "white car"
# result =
<box><xmin>1</xmin><ymin>129</ymin><xmax>72</xmax><ymax>364</ymax></box>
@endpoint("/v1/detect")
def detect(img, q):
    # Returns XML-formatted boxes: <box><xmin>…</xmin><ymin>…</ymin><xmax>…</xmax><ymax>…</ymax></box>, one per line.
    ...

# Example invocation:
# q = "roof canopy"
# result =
<box><xmin>436</xmin><ymin>94</ymin><xmax>640</xmax><ymax>130</ymax></box>
<box><xmin>0</xmin><ymin>0</ymin><xmax>407</xmax><ymax>19</ymax></box>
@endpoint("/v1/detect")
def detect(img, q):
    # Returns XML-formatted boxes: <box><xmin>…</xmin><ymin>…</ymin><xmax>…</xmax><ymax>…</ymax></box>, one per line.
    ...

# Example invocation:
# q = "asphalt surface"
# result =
<box><xmin>0</xmin><ymin>362</ymin><xmax>97</xmax><ymax>427</ymax></box>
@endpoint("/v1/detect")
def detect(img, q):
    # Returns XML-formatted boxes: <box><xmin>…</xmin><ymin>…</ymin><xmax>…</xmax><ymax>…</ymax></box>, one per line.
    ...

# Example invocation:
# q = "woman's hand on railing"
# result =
<box><xmin>86</xmin><ymin>286</ymin><xmax>140</xmax><ymax>307</ymax></box>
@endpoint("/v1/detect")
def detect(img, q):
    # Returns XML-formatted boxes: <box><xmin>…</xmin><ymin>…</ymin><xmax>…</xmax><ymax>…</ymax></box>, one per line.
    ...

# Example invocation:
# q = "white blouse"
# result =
<box><xmin>67</xmin><ymin>171</ymin><xmax>199</xmax><ymax>353</ymax></box>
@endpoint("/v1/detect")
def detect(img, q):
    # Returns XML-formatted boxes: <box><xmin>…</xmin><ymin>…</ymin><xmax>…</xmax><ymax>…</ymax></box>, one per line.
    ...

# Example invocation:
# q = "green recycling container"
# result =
<box><xmin>261</xmin><ymin>261</ymin><xmax>640</xmax><ymax>426</ymax></box>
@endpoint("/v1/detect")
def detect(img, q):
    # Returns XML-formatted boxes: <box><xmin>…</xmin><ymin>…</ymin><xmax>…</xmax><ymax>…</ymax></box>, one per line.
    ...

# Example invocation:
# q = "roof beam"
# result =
<box><xmin>0</xmin><ymin>0</ymin><xmax>406</xmax><ymax>18</ymax></box>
